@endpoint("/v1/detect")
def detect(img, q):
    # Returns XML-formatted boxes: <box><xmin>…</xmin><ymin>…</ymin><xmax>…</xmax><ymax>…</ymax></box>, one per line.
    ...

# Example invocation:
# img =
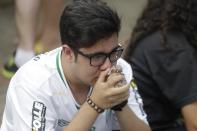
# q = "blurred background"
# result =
<box><xmin>0</xmin><ymin>0</ymin><xmax>146</xmax><ymax>125</ymax></box>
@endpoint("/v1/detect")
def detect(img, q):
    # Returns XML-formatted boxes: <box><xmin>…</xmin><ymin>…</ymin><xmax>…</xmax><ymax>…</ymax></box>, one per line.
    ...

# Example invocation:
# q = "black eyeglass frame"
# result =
<box><xmin>74</xmin><ymin>45</ymin><xmax>124</xmax><ymax>67</ymax></box>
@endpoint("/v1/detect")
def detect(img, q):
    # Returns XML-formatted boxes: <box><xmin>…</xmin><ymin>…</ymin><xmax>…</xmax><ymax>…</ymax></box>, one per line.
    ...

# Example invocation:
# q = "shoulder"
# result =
<box><xmin>117</xmin><ymin>58</ymin><xmax>133</xmax><ymax>82</ymax></box>
<box><xmin>135</xmin><ymin>31</ymin><xmax>161</xmax><ymax>52</ymax></box>
<box><xmin>132</xmin><ymin>30</ymin><xmax>194</xmax><ymax>66</ymax></box>
<box><xmin>117</xmin><ymin>58</ymin><xmax>131</xmax><ymax>69</ymax></box>
<box><xmin>10</xmin><ymin>48</ymin><xmax>62</xmax><ymax>93</ymax></box>
<box><xmin>136</xmin><ymin>30</ymin><xmax>191</xmax><ymax>53</ymax></box>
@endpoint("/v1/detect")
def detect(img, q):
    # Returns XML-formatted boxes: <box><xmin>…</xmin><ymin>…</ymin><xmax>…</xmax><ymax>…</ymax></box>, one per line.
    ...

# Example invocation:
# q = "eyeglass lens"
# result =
<box><xmin>90</xmin><ymin>48</ymin><xmax>123</xmax><ymax>66</ymax></box>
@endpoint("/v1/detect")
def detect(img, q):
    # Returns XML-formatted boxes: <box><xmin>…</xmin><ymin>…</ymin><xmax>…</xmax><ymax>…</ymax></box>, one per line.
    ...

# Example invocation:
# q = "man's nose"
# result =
<box><xmin>99</xmin><ymin>57</ymin><xmax>113</xmax><ymax>70</ymax></box>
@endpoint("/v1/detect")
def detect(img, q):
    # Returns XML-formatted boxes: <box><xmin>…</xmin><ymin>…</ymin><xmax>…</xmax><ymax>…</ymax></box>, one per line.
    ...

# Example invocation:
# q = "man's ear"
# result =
<box><xmin>62</xmin><ymin>45</ymin><xmax>75</xmax><ymax>62</ymax></box>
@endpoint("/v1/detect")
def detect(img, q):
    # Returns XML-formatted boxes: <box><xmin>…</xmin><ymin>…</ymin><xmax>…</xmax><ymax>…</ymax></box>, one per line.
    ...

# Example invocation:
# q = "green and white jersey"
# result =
<box><xmin>0</xmin><ymin>47</ymin><xmax>147</xmax><ymax>131</ymax></box>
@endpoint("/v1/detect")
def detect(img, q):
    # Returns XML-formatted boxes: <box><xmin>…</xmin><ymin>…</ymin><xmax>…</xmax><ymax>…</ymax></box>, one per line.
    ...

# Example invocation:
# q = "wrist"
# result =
<box><xmin>86</xmin><ymin>97</ymin><xmax>104</xmax><ymax>113</ymax></box>
<box><xmin>111</xmin><ymin>100</ymin><xmax>128</xmax><ymax>111</ymax></box>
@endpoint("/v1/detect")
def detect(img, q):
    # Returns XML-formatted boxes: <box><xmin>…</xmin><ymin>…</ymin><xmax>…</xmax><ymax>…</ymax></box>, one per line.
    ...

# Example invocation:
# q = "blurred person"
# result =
<box><xmin>0</xmin><ymin>0</ymin><xmax>150</xmax><ymax>131</ymax></box>
<box><xmin>124</xmin><ymin>0</ymin><xmax>197</xmax><ymax>131</ymax></box>
<box><xmin>1</xmin><ymin>0</ymin><xmax>64</xmax><ymax>79</ymax></box>
<box><xmin>40</xmin><ymin>0</ymin><xmax>65</xmax><ymax>51</ymax></box>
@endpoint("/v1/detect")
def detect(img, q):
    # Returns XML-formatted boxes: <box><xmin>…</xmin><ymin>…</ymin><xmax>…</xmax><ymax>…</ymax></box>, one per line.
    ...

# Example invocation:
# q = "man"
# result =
<box><xmin>0</xmin><ymin>0</ymin><xmax>150</xmax><ymax>131</ymax></box>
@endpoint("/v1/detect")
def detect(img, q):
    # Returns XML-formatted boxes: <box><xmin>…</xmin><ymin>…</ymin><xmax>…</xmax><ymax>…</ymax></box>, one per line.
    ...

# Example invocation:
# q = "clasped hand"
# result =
<box><xmin>90</xmin><ymin>68</ymin><xmax>130</xmax><ymax>109</ymax></box>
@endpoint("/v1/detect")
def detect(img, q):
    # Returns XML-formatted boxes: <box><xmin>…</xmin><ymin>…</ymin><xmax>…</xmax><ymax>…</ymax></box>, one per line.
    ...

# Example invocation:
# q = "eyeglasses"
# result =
<box><xmin>75</xmin><ymin>45</ymin><xmax>124</xmax><ymax>67</ymax></box>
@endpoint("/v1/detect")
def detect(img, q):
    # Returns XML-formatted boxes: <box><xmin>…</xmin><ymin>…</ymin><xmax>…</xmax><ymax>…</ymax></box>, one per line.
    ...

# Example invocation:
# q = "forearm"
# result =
<box><xmin>182</xmin><ymin>102</ymin><xmax>197</xmax><ymax>131</ymax></box>
<box><xmin>186</xmin><ymin>126</ymin><xmax>197</xmax><ymax>131</ymax></box>
<box><xmin>185</xmin><ymin>118</ymin><xmax>197</xmax><ymax>131</ymax></box>
<box><xmin>62</xmin><ymin>102</ymin><xmax>99</xmax><ymax>131</ymax></box>
<box><xmin>116</xmin><ymin>105</ymin><xmax>151</xmax><ymax>131</ymax></box>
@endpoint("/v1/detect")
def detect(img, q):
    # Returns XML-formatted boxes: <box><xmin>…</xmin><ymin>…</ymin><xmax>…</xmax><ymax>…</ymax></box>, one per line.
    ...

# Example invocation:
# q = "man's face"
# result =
<box><xmin>73</xmin><ymin>33</ymin><xmax>121</xmax><ymax>86</ymax></box>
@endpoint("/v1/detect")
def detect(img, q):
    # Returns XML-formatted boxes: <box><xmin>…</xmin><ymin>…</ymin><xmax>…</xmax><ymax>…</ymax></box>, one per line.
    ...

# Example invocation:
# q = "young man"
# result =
<box><xmin>0</xmin><ymin>0</ymin><xmax>150</xmax><ymax>131</ymax></box>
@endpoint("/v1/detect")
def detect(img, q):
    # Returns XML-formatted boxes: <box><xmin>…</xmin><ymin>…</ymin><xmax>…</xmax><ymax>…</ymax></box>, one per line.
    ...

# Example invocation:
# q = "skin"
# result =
<box><xmin>182</xmin><ymin>102</ymin><xmax>197</xmax><ymax>131</ymax></box>
<box><xmin>61</xmin><ymin>33</ymin><xmax>151</xmax><ymax>131</ymax></box>
<box><xmin>41</xmin><ymin>0</ymin><xmax>64</xmax><ymax>51</ymax></box>
<box><xmin>15</xmin><ymin>0</ymin><xmax>63</xmax><ymax>52</ymax></box>
<box><xmin>15</xmin><ymin>0</ymin><xmax>40</xmax><ymax>50</ymax></box>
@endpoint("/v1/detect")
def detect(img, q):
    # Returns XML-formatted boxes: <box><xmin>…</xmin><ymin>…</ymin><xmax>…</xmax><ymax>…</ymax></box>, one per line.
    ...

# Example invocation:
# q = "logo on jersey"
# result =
<box><xmin>58</xmin><ymin>119</ymin><xmax>70</xmax><ymax>127</ymax></box>
<box><xmin>32</xmin><ymin>101</ymin><xmax>46</xmax><ymax>131</ymax></box>
<box><xmin>57</xmin><ymin>119</ymin><xmax>95</xmax><ymax>131</ymax></box>
<box><xmin>33</xmin><ymin>55</ymin><xmax>41</xmax><ymax>61</ymax></box>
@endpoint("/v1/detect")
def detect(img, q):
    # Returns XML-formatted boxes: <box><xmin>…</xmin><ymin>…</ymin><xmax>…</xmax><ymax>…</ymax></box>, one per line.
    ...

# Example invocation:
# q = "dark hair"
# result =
<box><xmin>124</xmin><ymin>0</ymin><xmax>197</xmax><ymax>59</ymax></box>
<box><xmin>59</xmin><ymin>0</ymin><xmax>120</xmax><ymax>50</ymax></box>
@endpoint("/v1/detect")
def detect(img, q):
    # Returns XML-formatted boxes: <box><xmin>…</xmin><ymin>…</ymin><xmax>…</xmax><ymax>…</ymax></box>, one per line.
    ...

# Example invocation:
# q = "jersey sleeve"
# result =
<box><xmin>110</xmin><ymin>79</ymin><xmax>148</xmax><ymax>130</ymax></box>
<box><xmin>116</xmin><ymin>59</ymin><xmax>148</xmax><ymax>122</ymax></box>
<box><xmin>110</xmin><ymin>59</ymin><xmax>148</xmax><ymax>130</ymax></box>
<box><xmin>1</xmin><ymin>74</ymin><xmax>57</xmax><ymax>131</ymax></box>
<box><xmin>128</xmin><ymin>80</ymin><xmax>148</xmax><ymax>123</ymax></box>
